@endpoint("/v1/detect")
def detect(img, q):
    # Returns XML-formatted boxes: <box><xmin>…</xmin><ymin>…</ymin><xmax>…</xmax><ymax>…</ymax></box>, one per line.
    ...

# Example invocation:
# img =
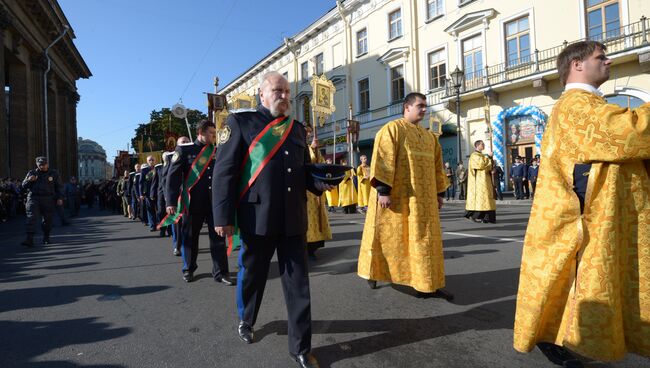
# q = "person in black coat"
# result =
<box><xmin>212</xmin><ymin>72</ymin><xmax>332</xmax><ymax>368</ymax></box>
<box><xmin>165</xmin><ymin>120</ymin><xmax>231</xmax><ymax>285</ymax></box>
<box><xmin>20</xmin><ymin>157</ymin><xmax>63</xmax><ymax>246</ymax></box>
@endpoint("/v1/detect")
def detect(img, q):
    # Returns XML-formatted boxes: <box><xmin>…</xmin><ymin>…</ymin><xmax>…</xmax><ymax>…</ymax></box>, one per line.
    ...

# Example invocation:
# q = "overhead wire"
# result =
<box><xmin>177</xmin><ymin>0</ymin><xmax>237</xmax><ymax>102</ymax></box>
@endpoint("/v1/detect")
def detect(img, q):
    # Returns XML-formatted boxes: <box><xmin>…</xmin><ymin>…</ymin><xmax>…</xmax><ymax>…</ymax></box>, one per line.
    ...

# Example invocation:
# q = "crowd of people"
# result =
<box><xmin>14</xmin><ymin>41</ymin><xmax>650</xmax><ymax>368</ymax></box>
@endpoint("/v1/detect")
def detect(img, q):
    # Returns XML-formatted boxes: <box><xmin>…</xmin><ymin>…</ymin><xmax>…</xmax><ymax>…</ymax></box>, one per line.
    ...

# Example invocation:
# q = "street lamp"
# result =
<box><xmin>450</xmin><ymin>66</ymin><xmax>464</xmax><ymax>166</ymax></box>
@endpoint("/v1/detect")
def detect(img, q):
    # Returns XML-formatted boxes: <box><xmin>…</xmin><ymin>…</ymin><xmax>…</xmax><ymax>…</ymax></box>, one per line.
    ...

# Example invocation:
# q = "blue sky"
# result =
<box><xmin>58</xmin><ymin>0</ymin><xmax>335</xmax><ymax>160</ymax></box>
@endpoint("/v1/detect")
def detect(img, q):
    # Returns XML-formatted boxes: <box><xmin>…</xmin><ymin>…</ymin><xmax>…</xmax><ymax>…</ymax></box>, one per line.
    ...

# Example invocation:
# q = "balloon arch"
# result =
<box><xmin>490</xmin><ymin>105</ymin><xmax>547</xmax><ymax>173</ymax></box>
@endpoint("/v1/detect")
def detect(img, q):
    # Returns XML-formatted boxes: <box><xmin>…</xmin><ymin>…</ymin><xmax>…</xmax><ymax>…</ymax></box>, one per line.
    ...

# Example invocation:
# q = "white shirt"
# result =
<box><xmin>564</xmin><ymin>82</ymin><xmax>603</xmax><ymax>97</ymax></box>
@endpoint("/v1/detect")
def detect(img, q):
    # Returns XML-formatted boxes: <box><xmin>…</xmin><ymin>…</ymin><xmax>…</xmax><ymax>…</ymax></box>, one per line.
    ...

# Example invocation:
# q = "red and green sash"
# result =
<box><xmin>227</xmin><ymin>115</ymin><xmax>294</xmax><ymax>255</ymax></box>
<box><xmin>157</xmin><ymin>144</ymin><xmax>215</xmax><ymax>229</ymax></box>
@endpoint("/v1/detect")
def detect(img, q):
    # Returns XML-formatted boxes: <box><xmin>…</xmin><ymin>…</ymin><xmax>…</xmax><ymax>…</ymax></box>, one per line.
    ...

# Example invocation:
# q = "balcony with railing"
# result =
<box><xmin>445</xmin><ymin>16</ymin><xmax>650</xmax><ymax>98</ymax></box>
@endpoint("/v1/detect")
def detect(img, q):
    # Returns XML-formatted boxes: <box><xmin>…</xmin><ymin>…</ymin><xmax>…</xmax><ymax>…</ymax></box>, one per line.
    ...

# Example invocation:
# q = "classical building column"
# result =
<box><xmin>8</xmin><ymin>61</ymin><xmax>29</xmax><ymax>177</ymax></box>
<box><xmin>46</xmin><ymin>76</ymin><xmax>57</xmax><ymax>168</ymax></box>
<box><xmin>70</xmin><ymin>91</ymin><xmax>80</xmax><ymax>178</ymax></box>
<box><xmin>0</xmin><ymin>4</ymin><xmax>11</xmax><ymax>177</ymax></box>
<box><xmin>30</xmin><ymin>53</ymin><xmax>45</xmax><ymax>155</ymax></box>
<box><xmin>56</xmin><ymin>83</ymin><xmax>69</xmax><ymax>178</ymax></box>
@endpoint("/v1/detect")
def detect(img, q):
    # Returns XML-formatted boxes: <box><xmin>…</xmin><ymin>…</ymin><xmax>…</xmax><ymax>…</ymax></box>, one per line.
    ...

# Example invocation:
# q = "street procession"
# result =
<box><xmin>2</xmin><ymin>0</ymin><xmax>650</xmax><ymax>367</ymax></box>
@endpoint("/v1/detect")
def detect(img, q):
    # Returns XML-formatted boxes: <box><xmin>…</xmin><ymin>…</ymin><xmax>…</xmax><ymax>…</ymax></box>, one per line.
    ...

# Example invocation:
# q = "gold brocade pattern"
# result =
<box><xmin>306</xmin><ymin>147</ymin><xmax>332</xmax><ymax>243</ymax></box>
<box><xmin>357</xmin><ymin>119</ymin><xmax>449</xmax><ymax>292</ymax></box>
<box><xmin>513</xmin><ymin>89</ymin><xmax>650</xmax><ymax>361</ymax></box>
<box><xmin>338</xmin><ymin>169</ymin><xmax>357</xmax><ymax>206</ymax></box>
<box><xmin>465</xmin><ymin>152</ymin><xmax>496</xmax><ymax>211</ymax></box>
<box><xmin>356</xmin><ymin>165</ymin><xmax>371</xmax><ymax>207</ymax></box>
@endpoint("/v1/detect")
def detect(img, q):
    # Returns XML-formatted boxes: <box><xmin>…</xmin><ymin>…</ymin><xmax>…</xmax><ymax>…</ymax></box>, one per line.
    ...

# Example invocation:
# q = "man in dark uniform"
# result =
<box><xmin>213</xmin><ymin>71</ymin><xmax>331</xmax><ymax>368</ymax></box>
<box><xmin>510</xmin><ymin>156</ymin><xmax>525</xmax><ymax>199</ymax></box>
<box><xmin>165</xmin><ymin>120</ymin><xmax>231</xmax><ymax>284</ymax></box>
<box><xmin>152</xmin><ymin>157</ymin><xmax>172</xmax><ymax>238</ymax></box>
<box><xmin>140</xmin><ymin>156</ymin><xmax>158</xmax><ymax>231</ymax></box>
<box><xmin>127</xmin><ymin>170</ymin><xmax>136</xmax><ymax>219</ymax></box>
<box><xmin>21</xmin><ymin>157</ymin><xmax>63</xmax><ymax>246</ymax></box>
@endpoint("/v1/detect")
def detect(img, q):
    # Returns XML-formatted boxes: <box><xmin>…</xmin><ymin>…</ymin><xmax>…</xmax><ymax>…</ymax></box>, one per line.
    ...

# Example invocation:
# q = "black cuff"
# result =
<box><xmin>375</xmin><ymin>181</ymin><xmax>391</xmax><ymax>196</ymax></box>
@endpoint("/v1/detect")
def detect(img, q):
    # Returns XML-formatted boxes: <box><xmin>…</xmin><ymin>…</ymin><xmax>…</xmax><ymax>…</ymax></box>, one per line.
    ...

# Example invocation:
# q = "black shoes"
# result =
<box><xmin>214</xmin><ymin>276</ymin><xmax>234</xmax><ymax>286</ymax></box>
<box><xmin>536</xmin><ymin>343</ymin><xmax>584</xmax><ymax>367</ymax></box>
<box><xmin>433</xmin><ymin>288</ymin><xmax>454</xmax><ymax>301</ymax></box>
<box><xmin>182</xmin><ymin>272</ymin><xmax>193</xmax><ymax>282</ymax></box>
<box><xmin>290</xmin><ymin>352</ymin><xmax>320</xmax><ymax>368</ymax></box>
<box><xmin>42</xmin><ymin>237</ymin><xmax>50</xmax><ymax>245</ymax></box>
<box><xmin>21</xmin><ymin>238</ymin><xmax>34</xmax><ymax>247</ymax></box>
<box><xmin>173</xmin><ymin>249</ymin><xmax>181</xmax><ymax>256</ymax></box>
<box><xmin>237</xmin><ymin>321</ymin><xmax>254</xmax><ymax>344</ymax></box>
<box><xmin>367</xmin><ymin>280</ymin><xmax>377</xmax><ymax>289</ymax></box>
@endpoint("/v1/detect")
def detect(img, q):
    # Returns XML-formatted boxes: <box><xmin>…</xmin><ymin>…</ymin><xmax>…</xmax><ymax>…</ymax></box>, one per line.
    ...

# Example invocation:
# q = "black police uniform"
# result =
<box><xmin>212</xmin><ymin>105</ymin><xmax>321</xmax><ymax>356</ymax></box>
<box><xmin>510</xmin><ymin>162</ymin><xmax>525</xmax><ymax>199</ymax></box>
<box><xmin>151</xmin><ymin>163</ymin><xmax>171</xmax><ymax>237</ymax></box>
<box><xmin>165</xmin><ymin>140</ymin><xmax>229</xmax><ymax>279</ymax></box>
<box><xmin>127</xmin><ymin>172</ymin><xmax>136</xmax><ymax>218</ymax></box>
<box><xmin>21</xmin><ymin>167</ymin><xmax>62</xmax><ymax>244</ymax></box>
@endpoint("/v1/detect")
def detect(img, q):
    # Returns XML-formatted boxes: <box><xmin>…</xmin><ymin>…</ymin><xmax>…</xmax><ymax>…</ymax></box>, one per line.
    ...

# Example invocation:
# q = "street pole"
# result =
<box><xmin>455</xmin><ymin>90</ymin><xmax>462</xmax><ymax>166</ymax></box>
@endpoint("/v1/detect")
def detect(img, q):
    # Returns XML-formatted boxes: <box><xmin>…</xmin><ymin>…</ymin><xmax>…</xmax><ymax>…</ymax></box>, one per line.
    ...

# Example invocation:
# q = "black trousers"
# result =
<box><xmin>25</xmin><ymin>196</ymin><xmax>54</xmax><ymax>237</ymax></box>
<box><xmin>513</xmin><ymin>177</ymin><xmax>524</xmax><ymax>199</ymax></box>
<box><xmin>523</xmin><ymin>179</ymin><xmax>530</xmax><ymax>198</ymax></box>
<box><xmin>236</xmin><ymin>232</ymin><xmax>312</xmax><ymax>355</ymax></box>
<box><xmin>181</xmin><ymin>202</ymin><xmax>228</xmax><ymax>278</ymax></box>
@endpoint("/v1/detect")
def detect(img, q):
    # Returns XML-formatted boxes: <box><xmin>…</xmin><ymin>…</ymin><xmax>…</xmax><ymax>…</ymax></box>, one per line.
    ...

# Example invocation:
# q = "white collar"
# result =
<box><xmin>565</xmin><ymin>83</ymin><xmax>603</xmax><ymax>97</ymax></box>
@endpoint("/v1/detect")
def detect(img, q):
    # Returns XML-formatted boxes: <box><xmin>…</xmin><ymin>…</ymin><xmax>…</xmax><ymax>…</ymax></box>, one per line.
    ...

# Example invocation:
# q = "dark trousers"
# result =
<box><xmin>144</xmin><ymin>197</ymin><xmax>157</xmax><ymax>229</ymax></box>
<box><xmin>180</xmin><ymin>202</ymin><xmax>228</xmax><ymax>278</ymax></box>
<box><xmin>513</xmin><ymin>177</ymin><xmax>524</xmax><ymax>199</ymax></box>
<box><xmin>25</xmin><ymin>196</ymin><xmax>54</xmax><ymax>237</ymax></box>
<box><xmin>171</xmin><ymin>220</ymin><xmax>182</xmax><ymax>250</ymax></box>
<box><xmin>523</xmin><ymin>179</ymin><xmax>530</xmax><ymax>199</ymax></box>
<box><xmin>445</xmin><ymin>182</ymin><xmax>455</xmax><ymax>200</ymax></box>
<box><xmin>531</xmin><ymin>180</ymin><xmax>537</xmax><ymax>198</ymax></box>
<box><xmin>494</xmin><ymin>182</ymin><xmax>503</xmax><ymax>200</ymax></box>
<box><xmin>458</xmin><ymin>181</ymin><xmax>467</xmax><ymax>200</ymax></box>
<box><xmin>237</xmin><ymin>232</ymin><xmax>312</xmax><ymax>355</ymax></box>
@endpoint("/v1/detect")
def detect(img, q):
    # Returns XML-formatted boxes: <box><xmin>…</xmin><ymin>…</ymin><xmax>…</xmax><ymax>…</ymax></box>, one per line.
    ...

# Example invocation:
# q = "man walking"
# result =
<box><xmin>213</xmin><ymin>71</ymin><xmax>331</xmax><ymax>368</ymax></box>
<box><xmin>357</xmin><ymin>92</ymin><xmax>452</xmax><ymax>300</ymax></box>
<box><xmin>21</xmin><ymin>157</ymin><xmax>62</xmax><ymax>246</ymax></box>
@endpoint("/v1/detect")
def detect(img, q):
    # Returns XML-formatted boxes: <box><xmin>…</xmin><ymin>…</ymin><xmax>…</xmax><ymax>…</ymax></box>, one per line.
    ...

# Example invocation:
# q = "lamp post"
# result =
<box><xmin>450</xmin><ymin>66</ymin><xmax>464</xmax><ymax>166</ymax></box>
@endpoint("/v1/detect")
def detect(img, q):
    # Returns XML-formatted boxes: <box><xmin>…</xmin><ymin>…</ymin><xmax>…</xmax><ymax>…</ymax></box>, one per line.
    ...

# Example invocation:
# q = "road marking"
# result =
<box><xmin>443</xmin><ymin>231</ymin><xmax>524</xmax><ymax>243</ymax></box>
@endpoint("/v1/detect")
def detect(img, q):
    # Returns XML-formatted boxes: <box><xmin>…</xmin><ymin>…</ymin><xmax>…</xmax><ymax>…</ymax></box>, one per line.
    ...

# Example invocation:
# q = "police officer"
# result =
<box><xmin>165</xmin><ymin>120</ymin><xmax>231</xmax><ymax>284</ymax></box>
<box><xmin>151</xmin><ymin>157</ymin><xmax>170</xmax><ymax>237</ymax></box>
<box><xmin>21</xmin><ymin>156</ymin><xmax>63</xmax><ymax>246</ymax></box>
<box><xmin>213</xmin><ymin>72</ymin><xmax>331</xmax><ymax>368</ymax></box>
<box><xmin>510</xmin><ymin>156</ymin><xmax>525</xmax><ymax>200</ymax></box>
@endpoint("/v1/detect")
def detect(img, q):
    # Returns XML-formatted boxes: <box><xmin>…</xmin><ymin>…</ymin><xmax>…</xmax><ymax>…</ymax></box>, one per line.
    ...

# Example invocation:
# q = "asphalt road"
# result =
<box><xmin>1</xmin><ymin>203</ymin><xmax>648</xmax><ymax>368</ymax></box>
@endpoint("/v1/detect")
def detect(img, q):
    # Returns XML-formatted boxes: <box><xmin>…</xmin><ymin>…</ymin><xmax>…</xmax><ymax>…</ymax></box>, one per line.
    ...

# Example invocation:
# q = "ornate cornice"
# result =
<box><xmin>30</xmin><ymin>53</ymin><xmax>47</xmax><ymax>71</ymax></box>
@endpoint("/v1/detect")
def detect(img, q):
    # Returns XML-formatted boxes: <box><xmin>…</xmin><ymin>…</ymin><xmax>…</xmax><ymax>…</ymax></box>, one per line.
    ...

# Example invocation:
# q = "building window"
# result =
<box><xmin>358</xmin><ymin>78</ymin><xmax>370</xmax><ymax>112</ymax></box>
<box><xmin>390</xmin><ymin>65</ymin><xmax>405</xmax><ymax>102</ymax></box>
<box><xmin>505</xmin><ymin>16</ymin><xmax>531</xmax><ymax>67</ymax></box>
<box><xmin>301</xmin><ymin>61</ymin><xmax>309</xmax><ymax>83</ymax></box>
<box><xmin>586</xmin><ymin>0</ymin><xmax>620</xmax><ymax>41</ymax></box>
<box><xmin>458</xmin><ymin>0</ymin><xmax>476</xmax><ymax>7</ymax></box>
<box><xmin>462</xmin><ymin>35</ymin><xmax>483</xmax><ymax>80</ymax></box>
<box><xmin>315</xmin><ymin>53</ymin><xmax>324</xmax><ymax>75</ymax></box>
<box><xmin>428</xmin><ymin>49</ymin><xmax>446</xmax><ymax>90</ymax></box>
<box><xmin>388</xmin><ymin>9</ymin><xmax>402</xmax><ymax>40</ymax></box>
<box><xmin>427</xmin><ymin>0</ymin><xmax>444</xmax><ymax>20</ymax></box>
<box><xmin>357</xmin><ymin>28</ymin><xmax>368</xmax><ymax>56</ymax></box>
<box><xmin>606</xmin><ymin>94</ymin><xmax>644</xmax><ymax>109</ymax></box>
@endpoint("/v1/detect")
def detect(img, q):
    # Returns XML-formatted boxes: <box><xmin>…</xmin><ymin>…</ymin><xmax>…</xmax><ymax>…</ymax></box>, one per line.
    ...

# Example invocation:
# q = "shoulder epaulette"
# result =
<box><xmin>129</xmin><ymin>172</ymin><xmax>135</xmax><ymax>175</ymax></box>
<box><xmin>135</xmin><ymin>173</ymin><xmax>141</xmax><ymax>176</ymax></box>
<box><xmin>230</xmin><ymin>108</ymin><xmax>257</xmax><ymax>114</ymax></box>
<box><xmin>154</xmin><ymin>163</ymin><xmax>163</xmax><ymax>167</ymax></box>
<box><xmin>179</xmin><ymin>142</ymin><xmax>194</xmax><ymax>146</ymax></box>
<box><xmin>140</xmin><ymin>164</ymin><xmax>149</xmax><ymax>169</ymax></box>
<box><xmin>162</xmin><ymin>151</ymin><xmax>175</xmax><ymax>156</ymax></box>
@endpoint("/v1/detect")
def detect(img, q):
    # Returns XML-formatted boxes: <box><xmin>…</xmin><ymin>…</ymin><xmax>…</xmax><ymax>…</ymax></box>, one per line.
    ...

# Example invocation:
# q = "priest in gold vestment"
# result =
<box><xmin>514</xmin><ymin>41</ymin><xmax>650</xmax><ymax>365</ymax></box>
<box><xmin>324</xmin><ymin>158</ymin><xmax>339</xmax><ymax>212</ymax></box>
<box><xmin>338</xmin><ymin>158</ymin><xmax>357</xmax><ymax>214</ymax></box>
<box><xmin>464</xmin><ymin>140</ymin><xmax>496</xmax><ymax>223</ymax></box>
<box><xmin>356</xmin><ymin>155</ymin><xmax>371</xmax><ymax>212</ymax></box>
<box><xmin>305</xmin><ymin>134</ymin><xmax>332</xmax><ymax>260</ymax></box>
<box><xmin>358</xmin><ymin>93</ymin><xmax>451</xmax><ymax>297</ymax></box>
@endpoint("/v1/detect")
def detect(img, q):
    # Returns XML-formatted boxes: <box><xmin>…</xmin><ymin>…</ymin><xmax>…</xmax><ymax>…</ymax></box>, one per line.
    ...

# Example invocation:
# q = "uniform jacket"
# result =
<box><xmin>140</xmin><ymin>164</ymin><xmax>154</xmax><ymax>197</ymax></box>
<box><xmin>22</xmin><ymin>168</ymin><xmax>62</xmax><ymax>200</ymax></box>
<box><xmin>149</xmin><ymin>164</ymin><xmax>163</xmax><ymax>201</ymax></box>
<box><xmin>126</xmin><ymin>173</ymin><xmax>135</xmax><ymax>198</ymax></box>
<box><xmin>510</xmin><ymin>162</ymin><xmax>525</xmax><ymax>178</ymax></box>
<box><xmin>212</xmin><ymin>105</ymin><xmax>320</xmax><ymax>236</ymax></box>
<box><xmin>165</xmin><ymin>140</ymin><xmax>214</xmax><ymax>209</ymax></box>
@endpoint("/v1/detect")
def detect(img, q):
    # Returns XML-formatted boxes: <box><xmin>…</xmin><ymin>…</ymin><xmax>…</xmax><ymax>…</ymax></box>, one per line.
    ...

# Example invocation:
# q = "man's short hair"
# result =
<box><xmin>196</xmin><ymin>119</ymin><xmax>215</xmax><ymax>134</ymax></box>
<box><xmin>474</xmin><ymin>140</ymin><xmax>484</xmax><ymax>148</ymax></box>
<box><xmin>556</xmin><ymin>40</ymin><xmax>606</xmax><ymax>86</ymax></box>
<box><xmin>403</xmin><ymin>92</ymin><xmax>427</xmax><ymax>112</ymax></box>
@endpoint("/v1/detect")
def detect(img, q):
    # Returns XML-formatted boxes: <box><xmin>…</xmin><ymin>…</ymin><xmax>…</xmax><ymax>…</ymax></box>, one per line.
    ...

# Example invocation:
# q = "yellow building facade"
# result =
<box><xmin>220</xmin><ymin>0</ymin><xmax>650</xmax><ymax>188</ymax></box>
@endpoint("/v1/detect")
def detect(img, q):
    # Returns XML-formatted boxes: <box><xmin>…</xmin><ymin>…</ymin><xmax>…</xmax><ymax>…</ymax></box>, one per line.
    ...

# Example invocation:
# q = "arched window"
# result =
<box><xmin>605</xmin><ymin>87</ymin><xmax>649</xmax><ymax>109</ymax></box>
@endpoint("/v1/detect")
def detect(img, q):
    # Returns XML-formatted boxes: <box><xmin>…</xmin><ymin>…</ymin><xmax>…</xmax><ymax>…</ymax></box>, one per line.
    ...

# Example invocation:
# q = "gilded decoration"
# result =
<box><xmin>309</xmin><ymin>74</ymin><xmax>336</xmax><ymax>127</ymax></box>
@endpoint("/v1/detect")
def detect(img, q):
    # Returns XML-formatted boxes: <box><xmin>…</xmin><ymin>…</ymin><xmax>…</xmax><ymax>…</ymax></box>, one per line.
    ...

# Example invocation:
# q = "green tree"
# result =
<box><xmin>131</xmin><ymin>108</ymin><xmax>207</xmax><ymax>153</ymax></box>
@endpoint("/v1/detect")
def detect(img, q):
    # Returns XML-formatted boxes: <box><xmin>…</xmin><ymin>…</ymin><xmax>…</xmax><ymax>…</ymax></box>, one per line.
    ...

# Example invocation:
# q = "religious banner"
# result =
<box><xmin>309</xmin><ymin>74</ymin><xmax>336</xmax><ymax>128</ymax></box>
